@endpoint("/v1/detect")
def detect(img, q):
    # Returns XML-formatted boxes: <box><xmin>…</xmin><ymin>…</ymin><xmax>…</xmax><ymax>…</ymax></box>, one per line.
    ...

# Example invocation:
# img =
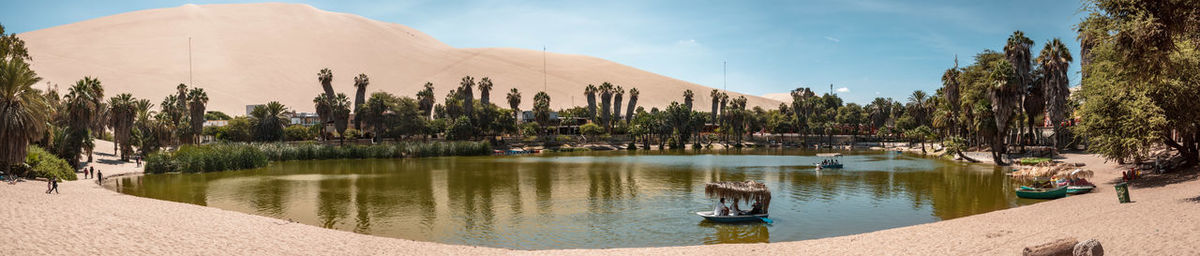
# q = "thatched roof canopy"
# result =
<box><xmin>705</xmin><ymin>180</ymin><xmax>771</xmax><ymax>212</ymax></box>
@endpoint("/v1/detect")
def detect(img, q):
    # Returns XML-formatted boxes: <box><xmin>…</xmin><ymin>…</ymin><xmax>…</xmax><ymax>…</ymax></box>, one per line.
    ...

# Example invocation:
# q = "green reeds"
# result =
<box><xmin>145</xmin><ymin>141</ymin><xmax>491</xmax><ymax>174</ymax></box>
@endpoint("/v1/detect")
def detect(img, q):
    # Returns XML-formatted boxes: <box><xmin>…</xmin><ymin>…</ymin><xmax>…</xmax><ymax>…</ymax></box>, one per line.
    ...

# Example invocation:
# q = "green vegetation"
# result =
<box><xmin>1073</xmin><ymin>0</ymin><xmax>1200</xmax><ymax>166</ymax></box>
<box><xmin>1018</xmin><ymin>157</ymin><xmax>1052</xmax><ymax>165</ymax></box>
<box><xmin>24</xmin><ymin>145</ymin><xmax>76</xmax><ymax>180</ymax></box>
<box><xmin>145</xmin><ymin>141</ymin><xmax>491</xmax><ymax>173</ymax></box>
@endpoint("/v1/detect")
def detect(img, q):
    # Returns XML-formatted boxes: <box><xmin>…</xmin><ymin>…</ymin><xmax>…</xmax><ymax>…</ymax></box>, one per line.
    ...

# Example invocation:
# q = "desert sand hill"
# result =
<box><xmin>18</xmin><ymin>3</ymin><xmax>780</xmax><ymax>116</ymax></box>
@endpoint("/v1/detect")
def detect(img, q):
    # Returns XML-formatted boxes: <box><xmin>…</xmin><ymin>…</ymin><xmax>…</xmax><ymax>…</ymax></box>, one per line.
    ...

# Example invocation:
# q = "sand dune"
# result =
<box><xmin>18</xmin><ymin>3</ymin><xmax>780</xmax><ymax>115</ymax></box>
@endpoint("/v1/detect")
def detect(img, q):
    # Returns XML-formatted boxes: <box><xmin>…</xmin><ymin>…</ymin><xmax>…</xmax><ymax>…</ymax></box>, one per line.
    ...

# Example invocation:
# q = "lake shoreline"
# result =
<box><xmin>3</xmin><ymin>139</ymin><xmax>1197</xmax><ymax>255</ymax></box>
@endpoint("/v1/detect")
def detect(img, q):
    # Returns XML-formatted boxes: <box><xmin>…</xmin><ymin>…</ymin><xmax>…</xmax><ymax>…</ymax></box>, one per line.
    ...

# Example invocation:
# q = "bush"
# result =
<box><xmin>1019</xmin><ymin>157</ymin><xmax>1052</xmax><ymax>165</ymax></box>
<box><xmin>284</xmin><ymin>125</ymin><xmax>312</xmax><ymax>141</ymax></box>
<box><xmin>24</xmin><ymin>145</ymin><xmax>77</xmax><ymax>181</ymax></box>
<box><xmin>144</xmin><ymin>141</ymin><xmax>492</xmax><ymax>174</ymax></box>
<box><xmin>144</xmin><ymin>143</ymin><xmax>268</xmax><ymax>174</ymax></box>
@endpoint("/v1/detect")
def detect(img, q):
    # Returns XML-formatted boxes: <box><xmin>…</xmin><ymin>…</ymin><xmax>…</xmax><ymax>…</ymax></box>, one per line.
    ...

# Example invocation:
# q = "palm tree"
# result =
<box><xmin>989</xmin><ymin>59</ymin><xmax>1021</xmax><ymax>165</ymax></box>
<box><xmin>187</xmin><ymin>88</ymin><xmax>207</xmax><ymax>144</ymax></box>
<box><xmin>612</xmin><ymin>85</ymin><xmax>624</xmax><ymax>123</ymax></box>
<box><xmin>0</xmin><ymin>58</ymin><xmax>49</xmax><ymax>174</ymax></box>
<box><xmin>417</xmin><ymin>82</ymin><xmax>435</xmax><ymax>119</ymax></box>
<box><xmin>584</xmin><ymin>84</ymin><xmax>598</xmax><ymax>122</ymax></box>
<box><xmin>941</xmin><ymin>59</ymin><xmax>962</xmax><ymax>137</ymax></box>
<box><xmin>353</xmin><ymin>74</ymin><xmax>369</xmax><ymax>130</ymax></box>
<box><xmin>318</xmin><ymin>68</ymin><xmax>334</xmax><ymax>100</ymax></box>
<box><xmin>459</xmin><ymin>76</ymin><xmax>475</xmax><ymax>118</ymax></box>
<box><xmin>908</xmin><ymin>90</ymin><xmax>929</xmax><ymax>126</ymax></box>
<box><xmin>625</xmin><ymin>88</ymin><xmax>639</xmax><ymax>122</ymax></box>
<box><xmin>313</xmin><ymin>94</ymin><xmax>332</xmax><ymax>139</ymax></box>
<box><xmin>64</xmin><ymin>77</ymin><xmax>103</xmax><ymax>167</ymax></box>
<box><xmin>599</xmin><ymin>82</ymin><xmax>614</xmax><ymax>128</ymax></box>
<box><xmin>683</xmin><ymin>89</ymin><xmax>694</xmax><ymax>111</ymax></box>
<box><xmin>478</xmin><ymin>77</ymin><xmax>493</xmax><ymax>106</ymax></box>
<box><xmin>1005</xmin><ymin>31</ymin><xmax>1034</xmax><ymax>147</ymax></box>
<box><xmin>108</xmin><ymin>93</ymin><xmax>137</xmax><ymax>160</ymax></box>
<box><xmin>1037</xmin><ymin>38</ymin><xmax>1073</xmax><ymax>149</ymax></box>
<box><xmin>709</xmin><ymin>89</ymin><xmax>720</xmax><ymax>121</ymax></box>
<box><xmin>507</xmin><ymin>88</ymin><xmax>521</xmax><ymax>122</ymax></box>
<box><xmin>331</xmin><ymin>93</ymin><xmax>351</xmax><ymax>138</ymax></box>
<box><xmin>251</xmin><ymin>101</ymin><xmax>288</xmax><ymax>142</ymax></box>
<box><xmin>533</xmin><ymin>91</ymin><xmax>551</xmax><ymax>136</ymax></box>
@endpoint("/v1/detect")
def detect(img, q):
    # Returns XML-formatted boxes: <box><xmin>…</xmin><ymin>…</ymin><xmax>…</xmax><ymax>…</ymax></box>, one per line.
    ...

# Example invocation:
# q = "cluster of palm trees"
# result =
<box><xmin>581</xmin><ymin>82</ymin><xmax>640</xmax><ymax>132</ymax></box>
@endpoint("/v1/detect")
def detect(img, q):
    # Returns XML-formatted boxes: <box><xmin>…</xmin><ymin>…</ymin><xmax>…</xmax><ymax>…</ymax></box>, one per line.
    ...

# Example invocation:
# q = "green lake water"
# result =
<box><xmin>107</xmin><ymin>150</ymin><xmax>1034</xmax><ymax>249</ymax></box>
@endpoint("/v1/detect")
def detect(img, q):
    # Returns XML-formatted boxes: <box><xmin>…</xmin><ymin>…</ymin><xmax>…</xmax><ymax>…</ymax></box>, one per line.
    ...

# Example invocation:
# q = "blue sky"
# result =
<box><xmin>1</xmin><ymin>0</ymin><xmax>1085</xmax><ymax>104</ymax></box>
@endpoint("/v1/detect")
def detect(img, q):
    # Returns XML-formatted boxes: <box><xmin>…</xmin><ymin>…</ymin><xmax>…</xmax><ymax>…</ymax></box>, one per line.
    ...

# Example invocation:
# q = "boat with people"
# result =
<box><xmin>815</xmin><ymin>153</ymin><xmax>843</xmax><ymax>170</ymax></box>
<box><xmin>697</xmin><ymin>180</ymin><xmax>772</xmax><ymax>223</ymax></box>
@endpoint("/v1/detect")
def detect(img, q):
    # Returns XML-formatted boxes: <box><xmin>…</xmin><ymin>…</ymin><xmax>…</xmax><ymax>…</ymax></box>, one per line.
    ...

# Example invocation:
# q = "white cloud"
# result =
<box><xmin>823</xmin><ymin>36</ymin><xmax>840</xmax><ymax>43</ymax></box>
<box><xmin>677</xmin><ymin>39</ymin><xmax>698</xmax><ymax>46</ymax></box>
<box><xmin>875</xmin><ymin>91</ymin><xmax>880</xmax><ymax>95</ymax></box>
<box><xmin>836</xmin><ymin>87</ymin><xmax>850</xmax><ymax>93</ymax></box>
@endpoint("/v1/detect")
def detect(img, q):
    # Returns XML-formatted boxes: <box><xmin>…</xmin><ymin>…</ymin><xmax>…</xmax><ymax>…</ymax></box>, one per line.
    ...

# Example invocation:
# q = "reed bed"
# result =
<box><xmin>145</xmin><ymin>141</ymin><xmax>491</xmax><ymax>174</ymax></box>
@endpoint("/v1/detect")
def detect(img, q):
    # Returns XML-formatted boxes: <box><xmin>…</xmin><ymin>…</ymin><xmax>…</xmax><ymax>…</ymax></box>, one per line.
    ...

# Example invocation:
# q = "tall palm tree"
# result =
<box><xmin>478</xmin><ymin>77</ymin><xmax>493</xmax><ymax>106</ymax></box>
<box><xmin>1005</xmin><ymin>31</ymin><xmax>1034</xmax><ymax>146</ymax></box>
<box><xmin>318</xmin><ymin>68</ymin><xmax>334</xmax><ymax>100</ymax></box>
<box><xmin>459</xmin><ymin>76</ymin><xmax>475</xmax><ymax>117</ymax></box>
<box><xmin>1037</xmin><ymin>38</ymin><xmax>1073</xmax><ymax>149</ymax></box>
<box><xmin>683</xmin><ymin>89</ymin><xmax>694</xmax><ymax>111</ymax></box>
<box><xmin>709</xmin><ymin>89</ymin><xmax>720</xmax><ymax>121</ymax></box>
<box><xmin>108</xmin><ymin>93</ymin><xmax>136</xmax><ymax>160</ymax></box>
<box><xmin>313</xmin><ymin>93</ymin><xmax>332</xmax><ymax>139</ymax></box>
<box><xmin>0</xmin><ymin>58</ymin><xmax>48</xmax><ymax>173</ymax></box>
<box><xmin>989</xmin><ymin>59</ymin><xmax>1021</xmax><ymax>165</ymax></box>
<box><xmin>941</xmin><ymin>59</ymin><xmax>962</xmax><ymax>136</ymax></box>
<box><xmin>584</xmin><ymin>84</ymin><xmax>597</xmax><ymax>122</ymax></box>
<box><xmin>187</xmin><ymin>88</ymin><xmax>207</xmax><ymax>144</ymax></box>
<box><xmin>353</xmin><ymin>74</ymin><xmax>369</xmax><ymax>130</ymax></box>
<box><xmin>417</xmin><ymin>82</ymin><xmax>435</xmax><ymax>119</ymax></box>
<box><xmin>612</xmin><ymin>85</ymin><xmax>624</xmax><ymax>122</ymax></box>
<box><xmin>251</xmin><ymin>101</ymin><xmax>288</xmax><ymax>142</ymax></box>
<box><xmin>64</xmin><ymin>77</ymin><xmax>103</xmax><ymax>167</ymax></box>
<box><xmin>599</xmin><ymin>82</ymin><xmax>614</xmax><ymax>128</ymax></box>
<box><xmin>533</xmin><ymin>91</ymin><xmax>551</xmax><ymax>135</ymax></box>
<box><xmin>132</xmin><ymin>98</ymin><xmax>156</xmax><ymax>154</ymax></box>
<box><xmin>625</xmin><ymin>88</ymin><xmax>639</xmax><ymax>122</ymax></box>
<box><xmin>507</xmin><ymin>88</ymin><xmax>521</xmax><ymax>122</ymax></box>
<box><xmin>908</xmin><ymin>90</ymin><xmax>929</xmax><ymax>126</ymax></box>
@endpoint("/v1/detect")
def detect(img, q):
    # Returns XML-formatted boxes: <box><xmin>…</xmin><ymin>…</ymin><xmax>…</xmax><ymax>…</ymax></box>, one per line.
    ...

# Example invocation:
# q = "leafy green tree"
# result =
<box><xmin>533</xmin><ymin>91</ymin><xmax>552</xmax><ymax>137</ymax></box>
<box><xmin>1</xmin><ymin>24</ymin><xmax>31</xmax><ymax>61</ymax></box>
<box><xmin>417</xmin><ymin>82</ymin><xmax>435</xmax><ymax>119</ymax></box>
<box><xmin>62</xmin><ymin>77</ymin><xmax>104</xmax><ymax>167</ymax></box>
<box><xmin>507</xmin><ymin>88</ymin><xmax>521</xmax><ymax>122</ymax></box>
<box><xmin>205</xmin><ymin>111</ymin><xmax>231</xmax><ymax>120</ymax></box>
<box><xmin>108</xmin><ymin>93</ymin><xmax>137</xmax><ymax>160</ymax></box>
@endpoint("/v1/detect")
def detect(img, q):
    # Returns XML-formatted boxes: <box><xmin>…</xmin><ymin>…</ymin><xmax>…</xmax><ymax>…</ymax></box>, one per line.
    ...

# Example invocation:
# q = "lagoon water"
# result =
<box><xmin>108</xmin><ymin>150</ymin><xmax>1033</xmax><ymax>249</ymax></box>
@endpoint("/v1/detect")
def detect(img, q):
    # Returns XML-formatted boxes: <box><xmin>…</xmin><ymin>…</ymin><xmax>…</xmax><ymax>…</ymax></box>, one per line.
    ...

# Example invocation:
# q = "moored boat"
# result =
<box><xmin>1016</xmin><ymin>186</ymin><xmax>1067</xmax><ymax>199</ymax></box>
<box><xmin>1066</xmin><ymin>185</ymin><xmax>1095</xmax><ymax>194</ymax></box>
<box><xmin>696</xmin><ymin>211</ymin><xmax>768</xmax><ymax>223</ymax></box>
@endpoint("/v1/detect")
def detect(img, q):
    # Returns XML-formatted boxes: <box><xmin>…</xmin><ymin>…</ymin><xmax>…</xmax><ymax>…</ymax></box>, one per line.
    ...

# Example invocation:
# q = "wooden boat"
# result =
<box><xmin>1016</xmin><ymin>186</ymin><xmax>1067</xmax><ymax>199</ymax></box>
<box><xmin>701</xmin><ymin>181</ymin><xmax>772</xmax><ymax>223</ymax></box>
<box><xmin>696</xmin><ymin>211</ymin><xmax>769</xmax><ymax>223</ymax></box>
<box><xmin>818</xmin><ymin>163</ymin><xmax>843</xmax><ymax>169</ymax></box>
<box><xmin>1066</xmin><ymin>185</ymin><xmax>1095</xmax><ymax>194</ymax></box>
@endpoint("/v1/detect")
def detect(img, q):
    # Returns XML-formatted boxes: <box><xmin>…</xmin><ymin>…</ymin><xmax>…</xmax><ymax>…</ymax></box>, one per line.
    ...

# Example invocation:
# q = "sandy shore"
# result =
<box><xmin>3</xmin><ymin>140</ymin><xmax>1198</xmax><ymax>255</ymax></box>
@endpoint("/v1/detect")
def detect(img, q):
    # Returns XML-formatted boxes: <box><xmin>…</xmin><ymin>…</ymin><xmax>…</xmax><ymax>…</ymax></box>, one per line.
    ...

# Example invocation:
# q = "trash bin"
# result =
<box><xmin>1115</xmin><ymin>182</ymin><xmax>1131</xmax><ymax>203</ymax></box>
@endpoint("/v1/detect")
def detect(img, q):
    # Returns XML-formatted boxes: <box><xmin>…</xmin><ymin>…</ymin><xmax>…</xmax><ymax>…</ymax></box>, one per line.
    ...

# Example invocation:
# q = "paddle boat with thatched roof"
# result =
<box><xmin>697</xmin><ymin>181</ymin><xmax>773</xmax><ymax>223</ymax></box>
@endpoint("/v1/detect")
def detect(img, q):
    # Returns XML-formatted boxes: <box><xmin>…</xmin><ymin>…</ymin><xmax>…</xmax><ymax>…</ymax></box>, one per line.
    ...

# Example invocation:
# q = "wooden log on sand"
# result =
<box><xmin>1022</xmin><ymin>237</ymin><xmax>1078</xmax><ymax>256</ymax></box>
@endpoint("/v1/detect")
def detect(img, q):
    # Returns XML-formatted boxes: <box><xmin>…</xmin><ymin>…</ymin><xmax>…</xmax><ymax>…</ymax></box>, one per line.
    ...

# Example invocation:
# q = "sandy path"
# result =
<box><xmin>3</xmin><ymin>141</ymin><xmax>1198</xmax><ymax>255</ymax></box>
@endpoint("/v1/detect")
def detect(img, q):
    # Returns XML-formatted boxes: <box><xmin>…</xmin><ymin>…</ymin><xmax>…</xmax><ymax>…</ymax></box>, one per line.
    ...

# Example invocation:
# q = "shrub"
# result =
<box><xmin>24</xmin><ymin>145</ymin><xmax>77</xmax><ymax>180</ymax></box>
<box><xmin>1019</xmin><ymin>157</ymin><xmax>1052</xmax><ymax>165</ymax></box>
<box><xmin>144</xmin><ymin>141</ymin><xmax>491</xmax><ymax>174</ymax></box>
<box><xmin>144</xmin><ymin>143</ymin><xmax>268</xmax><ymax>174</ymax></box>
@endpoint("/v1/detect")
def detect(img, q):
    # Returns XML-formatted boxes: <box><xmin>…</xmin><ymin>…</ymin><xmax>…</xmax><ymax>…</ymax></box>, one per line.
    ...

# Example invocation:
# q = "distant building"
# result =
<box><xmin>245</xmin><ymin>104</ymin><xmax>265</xmax><ymax>116</ymax></box>
<box><xmin>203</xmin><ymin>120</ymin><xmax>229</xmax><ymax>127</ymax></box>
<box><xmin>520</xmin><ymin>110</ymin><xmax>559</xmax><ymax>123</ymax></box>
<box><xmin>288</xmin><ymin>112</ymin><xmax>321</xmax><ymax>126</ymax></box>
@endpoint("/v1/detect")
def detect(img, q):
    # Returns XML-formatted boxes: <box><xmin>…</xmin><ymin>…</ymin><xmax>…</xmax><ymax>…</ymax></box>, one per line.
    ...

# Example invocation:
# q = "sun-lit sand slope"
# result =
<box><xmin>19</xmin><ymin>3</ymin><xmax>780</xmax><ymax>115</ymax></box>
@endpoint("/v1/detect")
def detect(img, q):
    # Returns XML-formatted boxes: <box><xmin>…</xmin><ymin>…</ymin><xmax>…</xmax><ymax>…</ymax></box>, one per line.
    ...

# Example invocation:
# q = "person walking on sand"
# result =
<box><xmin>46</xmin><ymin>178</ymin><xmax>52</xmax><ymax>193</ymax></box>
<box><xmin>50</xmin><ymin>178</ymin><xmax>59</xmax><ymax>194</ymax></box>
<box><xmin>96</xmin><ymin>170</ymin><xmax>103</xmax><ymax>185</ymax></box>
<box><xmin>89</xmin><ymin>167</ymin><xmax>95</xmax><ymax>179</ymax></box>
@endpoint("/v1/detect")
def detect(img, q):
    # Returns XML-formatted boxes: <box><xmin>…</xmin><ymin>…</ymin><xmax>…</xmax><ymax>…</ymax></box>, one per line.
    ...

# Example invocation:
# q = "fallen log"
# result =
<box><xmin>1022</xmin><ymin>237</ymin><xmax>1078</xmax><ymax>256</ymax></box>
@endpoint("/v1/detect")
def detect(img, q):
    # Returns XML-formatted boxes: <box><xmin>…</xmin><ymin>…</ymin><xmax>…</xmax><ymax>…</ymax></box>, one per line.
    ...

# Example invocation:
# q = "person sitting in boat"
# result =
<box><xmin>714</xmin><ymin>198</ymin><xmax>730</xmax><ymax>216</ymax></box>
<box><xmin>729</xmin><ymin>199</ymin><xmax>742</xmax><ymax>216</ymax></box>
<box><xmin>748</xmin><ymin>201</ymin><xmax>765</xmax><ymax>215</ymax></box>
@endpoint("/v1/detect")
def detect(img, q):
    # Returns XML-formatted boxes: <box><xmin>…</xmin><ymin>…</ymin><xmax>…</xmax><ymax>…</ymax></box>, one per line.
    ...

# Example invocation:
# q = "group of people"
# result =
<box><xmin>712</xmin><ymin>198</ymin><xmax>765</xmax><ymax>216</ymax></box>
<box><xmin>81</xmin><ymin>166</ymin><xmax>102</xmax><ymax>183</ymax></box>
<box><xmin>820</xmin><ymin>158</ymin><xmax>840</xmax><ymax>166</ymax></box>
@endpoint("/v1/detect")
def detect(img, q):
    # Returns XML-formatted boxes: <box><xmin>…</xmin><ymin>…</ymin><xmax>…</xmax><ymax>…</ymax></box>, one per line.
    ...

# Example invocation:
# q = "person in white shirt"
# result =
<box><xmin>713</xmin><ymin>198</ymin><xmax>730</xmax><ymax>216</ymax></box>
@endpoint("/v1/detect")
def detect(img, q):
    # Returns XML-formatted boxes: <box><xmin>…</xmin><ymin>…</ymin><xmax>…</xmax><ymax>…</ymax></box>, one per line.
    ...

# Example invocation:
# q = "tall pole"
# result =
<box><xmin>189</xmin><ymin>37</ymin><xmax>193</xmax><ymax>86</ymax></box>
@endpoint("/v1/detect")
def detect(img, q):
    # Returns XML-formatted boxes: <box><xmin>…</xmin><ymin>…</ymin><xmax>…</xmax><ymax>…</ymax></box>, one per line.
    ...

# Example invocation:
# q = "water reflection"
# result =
<box><xmin>108</xmin><ymin>151</ymin><xmax>1030</xmax><ymax>249</ymax></box>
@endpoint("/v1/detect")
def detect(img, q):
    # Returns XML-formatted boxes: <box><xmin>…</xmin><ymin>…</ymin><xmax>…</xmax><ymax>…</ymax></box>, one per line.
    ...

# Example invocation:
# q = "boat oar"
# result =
<box><xmin>759</xmin><ymin>217</ymin><xmax>774</xmax><ymax>224</ymax></box>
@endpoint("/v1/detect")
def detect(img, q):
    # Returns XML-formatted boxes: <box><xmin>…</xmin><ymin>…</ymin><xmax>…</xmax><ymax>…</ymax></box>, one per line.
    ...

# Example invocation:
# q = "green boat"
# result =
<box><xmin>1016</xmin><ymin>186</ymin><xmax>1067</xmax><ymax>199</ymax></box>
<box><xmin>1066</xmin><ymin>185</ymin><xmax>1095</xmax><ymax>194</ymax></box>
